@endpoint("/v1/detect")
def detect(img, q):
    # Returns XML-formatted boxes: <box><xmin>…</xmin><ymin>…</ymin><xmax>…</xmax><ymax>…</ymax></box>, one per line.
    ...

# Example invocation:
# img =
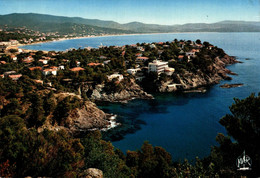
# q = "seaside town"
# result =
<box><xmin>1</xmin><ymin>25</ymin><xmax>229</xmax><ymax>93</ymax></box>
<box><xmin>0</xmin><ymin>25</ymin><xmax>259</xmax><ymax>177</ymax></box>
<box><xmin>1</xmin><ymin>0</ymin><xmax>260</xmax><ymax>176</ymax></box>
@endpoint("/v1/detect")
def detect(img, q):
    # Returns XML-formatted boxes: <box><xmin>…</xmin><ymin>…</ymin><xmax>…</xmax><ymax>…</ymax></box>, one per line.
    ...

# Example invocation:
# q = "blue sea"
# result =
<box><xmin>22</xmin><ymin>32</ymin><xmax>260</xmax><ymax>161</ymax></box>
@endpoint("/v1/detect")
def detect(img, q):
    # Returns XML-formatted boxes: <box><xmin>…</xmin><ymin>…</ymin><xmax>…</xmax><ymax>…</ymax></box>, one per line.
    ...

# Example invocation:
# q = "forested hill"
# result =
<box><xmin>0</xmin><ymin>13</ymin><xmax>134</xmax><ymax>36</ymax></box>
<box><xmin>1</xmin><ymin>13</ymin><xmax>260</xmax><ymax>34</ymax></box>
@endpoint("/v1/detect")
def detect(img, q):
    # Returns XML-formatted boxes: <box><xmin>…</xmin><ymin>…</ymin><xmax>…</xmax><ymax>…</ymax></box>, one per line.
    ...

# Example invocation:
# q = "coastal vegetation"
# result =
<box><xmin>0</xmin><ymin>93</ymin><xmax>259</xmax><ymax>177</ymax></box>
<box><xmin>0</xmin><ymin>26</ymin><xmax>258</xmax><ymax>177</ymax></box>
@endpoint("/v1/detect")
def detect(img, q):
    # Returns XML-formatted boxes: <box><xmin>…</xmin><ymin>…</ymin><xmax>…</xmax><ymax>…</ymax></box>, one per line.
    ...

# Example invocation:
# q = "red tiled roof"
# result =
<box><xmin>49</xmin><ymin>66</ymin><xmax>58</xmax><ymax>69</ymax></box>
<box><xmin>34</xmin><ymin>80</ymin><xmax>43</xmax><ymax>84</ymax></box>
<box><xmin>70</xmin><ymin>67</ymin><xmax>85</xmax><ymax>72</ymax></box>
<box><xmin>29</xmin><ymin>66</ymin><xmax>42</xmax><ymax>71</ymax></box>
<box><xmin>43</xmin><ymin>68</ymin><xmax>57</xmax><ymax>72</ymax></box>
<box><xmin>136</xmin><ymin>57</ymin><xmax>149</xmax><ymax>60</ymax></box>
<box><xmin>87</xmin><ymin>63</ymin><xmax>102</xmax><ymax>66</ymax></box>
<box><xmin>9</xmin><ymin>74</ymin><xmax>22</xmax><ymax>79</ymax></box>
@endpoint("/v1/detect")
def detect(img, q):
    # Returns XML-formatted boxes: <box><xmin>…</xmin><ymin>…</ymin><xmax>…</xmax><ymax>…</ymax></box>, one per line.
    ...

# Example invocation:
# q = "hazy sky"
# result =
<box><xmin>1</xmin><ymin>0</ymin><xmax>260</xmax><ymax>25</ymax></box>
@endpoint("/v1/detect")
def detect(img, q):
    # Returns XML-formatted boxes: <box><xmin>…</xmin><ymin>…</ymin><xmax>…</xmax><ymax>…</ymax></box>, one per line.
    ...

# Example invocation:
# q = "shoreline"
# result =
<box><xmin>17</xmin><ymin>31</ymin><xmax>228</xmax><ymax>51</ymax></box>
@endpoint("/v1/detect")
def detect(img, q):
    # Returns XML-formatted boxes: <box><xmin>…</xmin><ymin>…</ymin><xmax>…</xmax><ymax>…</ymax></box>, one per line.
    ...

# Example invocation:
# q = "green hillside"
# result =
<box><xmin>1</xmin><ymin>13</ymin><xmax>260</xmax><ymax>34</ymax></box>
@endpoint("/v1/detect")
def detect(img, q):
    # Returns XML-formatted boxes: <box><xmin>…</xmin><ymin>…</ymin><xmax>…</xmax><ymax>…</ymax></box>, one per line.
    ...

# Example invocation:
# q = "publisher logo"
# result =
<box><xmin>236</xmin><ymin>151</ymin><xmax>252</xmax><ymax>171</ymax></box>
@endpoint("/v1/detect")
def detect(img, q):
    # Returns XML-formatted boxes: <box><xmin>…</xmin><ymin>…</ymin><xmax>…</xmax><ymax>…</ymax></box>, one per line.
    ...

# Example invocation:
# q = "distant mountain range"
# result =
<box><xmin>1</xmin><ymin>13</ymin><xmax>260</xmax><ymax>35</ymax></box>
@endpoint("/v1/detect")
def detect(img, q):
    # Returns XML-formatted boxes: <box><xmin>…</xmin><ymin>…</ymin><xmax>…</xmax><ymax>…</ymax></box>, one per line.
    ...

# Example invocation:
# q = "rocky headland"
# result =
<box><xmin>158</xmin><ymin>55</ymin><xmax>239</xmax><ymax>92</ymax></box>
<box><xmin>38</xmin><ymin>93</ymin><xmax>117</xmax><ymax>135</ymax></box>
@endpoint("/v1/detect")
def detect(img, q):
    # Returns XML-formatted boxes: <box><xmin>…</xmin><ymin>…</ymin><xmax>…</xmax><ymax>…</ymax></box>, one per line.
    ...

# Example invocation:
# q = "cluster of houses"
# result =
<box><xmin>0</xmin><ymin>38</ymin><xmax>213</xmax><ymax>87</ymax></box>
<box><xmin>0</xmin><ymin>71</ymin><xmax>22</xmax><ymax>81</ymax></box>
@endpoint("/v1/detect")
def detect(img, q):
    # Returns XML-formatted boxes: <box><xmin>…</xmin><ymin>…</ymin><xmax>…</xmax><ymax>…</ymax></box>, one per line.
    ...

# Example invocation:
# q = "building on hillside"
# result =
<box><xmin>9</xmin><ymin>74</ymin><xmax>22</xmax><ymax>81</ymax></box>
<box><xmin>158</xmin><ymin>50</ymin><xmax>164</xmax><ymax>55</ymax></box>
<box><xmin>4</xmin><ymin>71</ymin><xmax>16</xmax><ymax>77</ymax></box>
<box><xmin>87</xmin><ymin>62</ymin><xmax>103</xmax><ymax>67</ymax></box>
<box><xmin>135</xmin><ymin>53</ymin><xmax>143</xmax><ymax>57</ymax></box>
<box><xmin>164</xmin><ymin>67</ymin><xmax>175</xmax><ymax>76</ymax></box>
<box><xmin>148</xmin><ymin>60</ymin><xmax>174</xmax><ymax>75</ymax></box>
<box><xmin>59</xmin><ymin>65</ymin><xmax>65</xmax><ymax>70</ymax></box>
<box><xmin>34</xmin><ymin>80</ymin><xmax>44</xmax><ymax>85</ymax></box>
<box><xmin>178</xmin><ymin>55</ymin><xmax>184</xmax><ymax>61</ymax></box>
<box><xmin>70</xmin><ymin>67</ymin><xmax>85</xmax><ymax>72</ymax></box>
<box><xmin>9</xmin><ymin>40</ymin><xmax>19</xmax><ymax>45</ymax></box>
<box><xmin>148</xmin><ymin>60</ymin><xmax>168</xmax><ymax>73</ymax></box>
<box><xmin>127</xmin><ymin>68</ymin><xmax>140</xmax><ymax>75</ymax></box>
<box><xmin>107</xmin><ymin>73</ymin><xmax>124</xmax><ymax>81</ymax></box>
<box><xmin>0</xmin><ymin>61</ymin><xmax>6</xmax><ymax>65</ymax></box>
<box><xmin>99</xmin><ymin>56</ymin><xmax>107</xmax><ymax>60</ymax></box>
<box><xmin>29</xmin><ymin>66</ymin><xmax>42</xmax><ymax>71</ymax></box>
<box><xmin>39</xmin><ymin>59</ymin><xmax>48</xmax><ymax>64</ymax></box>
<box><xmin>185</xmin><ymin>51</ymin><xmax>196</xmax><ymax>57</ymax></box>
<box><xmin>103</xmin><ymin>60</ymin><xmax>111</xmax><ymax>65</ymax></box>
<box><xmin>43</xmin><ymin>68</ymin><xmax>58</xmax><ymax>76</ymax></box>
<box><xmin>137</xmin><ymin>46</ymin><xmax>145</xmax><ymax>51</ymax></box>
<box><xmin>149</xmin><ymin>44</ymin><xmax>156</xmax><ymax>48</ymax></box>
<box><xmin>136</xmin><ymin>57</ymin><xmax>149</xmax><ymax>64</ymax></box>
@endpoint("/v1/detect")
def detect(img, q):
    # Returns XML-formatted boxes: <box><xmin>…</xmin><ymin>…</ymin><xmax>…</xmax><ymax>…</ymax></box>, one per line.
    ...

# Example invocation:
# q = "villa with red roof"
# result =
<box><xmin>70</xmin><ymin>67</ymin><xmax>85</xmax><ymax>72</ymax></box>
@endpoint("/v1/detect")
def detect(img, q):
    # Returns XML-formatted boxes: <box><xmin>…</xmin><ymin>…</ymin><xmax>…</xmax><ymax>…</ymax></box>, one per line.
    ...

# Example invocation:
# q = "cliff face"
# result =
<box><xmin>39</xmin><ymin>93</ymin><xmax>113</xmax><ymax>134</ymax></box>
<box><xmin>65</xmin><ymin>101</ymin><xmax>110</xmax><ymax>134</ymax></box>
<box><xmin>159</xmin><ymin>55</ymin><xmax>238</xmax><ymax>92</ymax></box>
<box><xmin>85</xmin><ymin>79</ymin><xmax>153</xmax><ymax>103</ymax></box>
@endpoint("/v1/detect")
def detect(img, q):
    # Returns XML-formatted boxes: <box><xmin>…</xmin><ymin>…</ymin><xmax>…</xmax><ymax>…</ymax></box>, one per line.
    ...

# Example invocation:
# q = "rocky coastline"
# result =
<box><xmin>158</xmin><ymin>55</ymin><xmax>239</xmax><ymax>92</ymax></box>
<box><xmin>220</xmin><ymin>83</ymin><xmax>244</xmax><ymax>88</ymax></box>
<box><xmin>83</xmin><ymin>79</ymin><xmax>153</xmax><ymax>103</ymax></box>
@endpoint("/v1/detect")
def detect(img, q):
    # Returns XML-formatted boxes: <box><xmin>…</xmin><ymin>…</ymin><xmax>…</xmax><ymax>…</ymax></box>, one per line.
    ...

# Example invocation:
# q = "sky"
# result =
<box><xmin>0</xmin><ymin>0</ymin><xmax>260</xmax><ymax>25</ymax></box>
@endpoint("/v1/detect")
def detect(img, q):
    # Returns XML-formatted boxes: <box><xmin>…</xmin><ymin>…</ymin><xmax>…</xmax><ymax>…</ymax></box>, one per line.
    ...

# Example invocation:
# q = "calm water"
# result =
<box><xmin>22</xmin><ymin>33</ymin><xmax>260</xmax><ymax>161</ymax></box>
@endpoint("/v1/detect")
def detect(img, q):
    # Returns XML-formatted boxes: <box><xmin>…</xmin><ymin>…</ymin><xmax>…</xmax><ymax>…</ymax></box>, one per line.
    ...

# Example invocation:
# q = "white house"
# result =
<box><xmin>137</xmin><ymin>46</ymin><xmax>145</xmax><ymax>51</ymax></box>
<box><xmin>136</xmin><ymin>57</ymin><xmax>149</xmax><ymax>64</ymax></box>
<box><xmin>103</xmin><ymin>60</ymin><xmax>111</xmax><ymax>65</ymax></box>
<box><xmin>43</xmin><ymin>68</ymin><xmax>58</xmax><ymax>76</ymax></box>
<box><xmin>107</xmin><ymin>74</ymin><xmax>124</xmax><ymax>81</ymax></box>
<box><xmin>148</xmin><ymin>60</ymin><xmax>168</xmax><ymax>73</ymax></box>
<box><xmin>149</xmin><ymin>44</ymin><xmax>156</xmax><ymax>48</ymax></box>
<box><xmin>164</xmin><ymin>67</ymin><xmax>175</xmax><ymax>76</ymax></box>
<box><xmin>59</xmin><ymin>65</ymin><xmax>65</xmax><ymax>70</ymax></box>
<box><xmin>185</xmin><ymin>51</ymin><xmax>196</xmax><ymax>57</ymax></box>
<box><xmin>148</xmin><ymin>60</ymin><xmax>175</xmax><ymax>75</ymax></box>
<box><xmin>39</xmin><ymin>59</ymin><xmax>48</xmax><ymax>64</ymax></box>
<box><xmin>127</xmin><ymin>68</ymin><xmax>140</xmax><ymax>75</ymax></box>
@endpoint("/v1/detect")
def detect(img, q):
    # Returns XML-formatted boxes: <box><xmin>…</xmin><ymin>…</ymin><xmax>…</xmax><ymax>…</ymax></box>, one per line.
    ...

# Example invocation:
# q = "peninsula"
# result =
<box><xmin>0</xmin><ymin>31</ymin><xmax>238</xmax><ymax>135</ymax></box>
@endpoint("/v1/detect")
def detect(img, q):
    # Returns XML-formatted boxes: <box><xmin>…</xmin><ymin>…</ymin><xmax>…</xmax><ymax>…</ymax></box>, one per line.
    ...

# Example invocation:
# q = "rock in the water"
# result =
<box><xmin>220</xmin><ymin>83</ymin><xmax>243</xmax><ymax>88</ymax></box>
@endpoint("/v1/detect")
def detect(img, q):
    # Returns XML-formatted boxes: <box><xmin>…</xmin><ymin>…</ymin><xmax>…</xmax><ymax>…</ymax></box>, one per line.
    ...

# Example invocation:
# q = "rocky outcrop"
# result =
<box><xmin>65</xmin><ymin>101</ymin><xmax>111</xmax><ymax>134</ymax></box>
<box><xmin>220</xmin><ymin>83</ymin><xmax>243</xmax><ymax>88</ymax></box>
<box><xmin>85</xmin><ymin>79</ymin><xmax>153</xmax><ymax>103</ymax></box>
<box><xmin>84</xmin><ymin>168</ymin><xmax>103</xmax><ymax>178</ymax></box>
<box><xmin>39</xmin><ymin>93</ymin><xmax>117</xmax><ymax>135</ymax></box>
<box><xmin>159</xmin><ymin>55</ymin><xmax>239</xmax><ymax>92</ymax></box>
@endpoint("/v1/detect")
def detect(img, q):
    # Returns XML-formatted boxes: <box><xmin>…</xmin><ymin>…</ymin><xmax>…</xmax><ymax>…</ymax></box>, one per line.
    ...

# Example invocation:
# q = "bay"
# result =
<box><xmin>22</xmin><ymin>32</ymin><xmax>260</xmax><ymax>161</ymax></box>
